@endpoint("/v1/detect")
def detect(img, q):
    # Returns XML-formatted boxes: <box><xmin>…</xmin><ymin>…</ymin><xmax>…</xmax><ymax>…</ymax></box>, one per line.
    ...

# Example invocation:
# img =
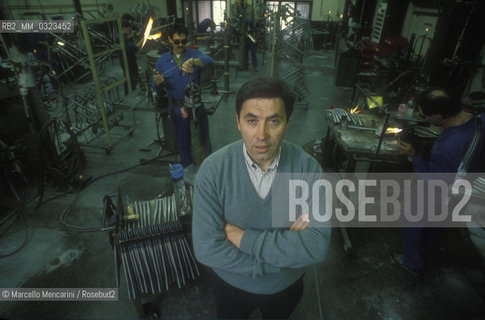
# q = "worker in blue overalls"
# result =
<box><xmin>244</xmin><ymin>18</ymin><xmax>258</xmax><ymax>72</ymax></box>
<box><xmin>151</xmin><ymin>24</ymin><xmax>213</xmax><ymax>167</ymax></box>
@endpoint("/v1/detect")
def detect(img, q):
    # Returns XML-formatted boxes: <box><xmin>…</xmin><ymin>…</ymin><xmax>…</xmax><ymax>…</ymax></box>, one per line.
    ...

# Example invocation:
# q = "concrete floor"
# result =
<box><xmin>1</xmin><ymin>50</ymin><xmax>485</xmax><ymax>320</ymax></box>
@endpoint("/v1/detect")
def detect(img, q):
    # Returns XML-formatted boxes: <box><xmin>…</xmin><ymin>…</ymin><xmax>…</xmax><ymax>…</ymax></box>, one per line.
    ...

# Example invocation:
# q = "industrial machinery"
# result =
<box><xmin>184</xmin><ymin>78</ymin><xmax>207</xmax><ymax>167</ymax></box>
<box><xmin>0</xmin><ymin>42</ymin><xmax>86</xmax><ymax>191</ymax></box>
<box><xmin>102</xmin><ymin>182</ymin><xmax>198</xmax><ymax>320</ymax></box>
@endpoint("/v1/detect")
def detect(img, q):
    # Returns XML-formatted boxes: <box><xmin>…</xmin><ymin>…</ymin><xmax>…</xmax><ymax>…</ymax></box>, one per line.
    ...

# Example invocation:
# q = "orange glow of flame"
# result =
<box><xmin>385</xmin><ymin>127</ymin><xmax>402</xmax><ymax>134</ymax></box>
<box><xmin>148</xmin><ymin>32</ymin><xmax>161</xmax><ymax>40</ymax></box>
<box><xmin>350</xmin><ymin>106</ymin><xmax>359</xmax><ymax>114</ymax></box>
<box><xmin>142</xmin><ymin>17</ymin><xmax>154</xmax><ymax>48</ymax></box>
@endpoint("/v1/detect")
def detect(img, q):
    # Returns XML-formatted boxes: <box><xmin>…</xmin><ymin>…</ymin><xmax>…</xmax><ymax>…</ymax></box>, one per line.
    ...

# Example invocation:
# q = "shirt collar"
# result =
<box><xmin>243</xmin><ymin>143</ymin><xmax>281</xmax><ymax>172</ymax></box>
<box><xmin>170</xmin><ymin>48</ymin><xmax>187</xmax><ymax>58</ymax></box>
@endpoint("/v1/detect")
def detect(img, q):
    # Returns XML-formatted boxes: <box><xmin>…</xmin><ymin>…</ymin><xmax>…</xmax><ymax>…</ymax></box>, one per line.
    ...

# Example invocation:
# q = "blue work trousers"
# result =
<box><xmin>170</xmin><ymin>105</ymin><xmax>212</xmax><ymax>167</ymax></box>
<box><xmin>402</xmin><ymin>227</ymin><xmax>440</xmax><ymax>271</ymax></box>
<box><xmin>244</xmin><ymin>40</ymin><xmax>257</xmax><ymax>69</ymax></box>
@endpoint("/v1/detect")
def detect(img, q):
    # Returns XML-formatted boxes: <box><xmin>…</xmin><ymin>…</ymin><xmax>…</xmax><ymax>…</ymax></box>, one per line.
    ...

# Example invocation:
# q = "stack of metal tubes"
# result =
<box><xmin>66</xmin><ymin>77</ymin><xmax>123</xmax><ymax>144</ymax></box>
<box><xmin>116</xmin><ymin>193</ymin><xmax>199</xmax><ymax>300</ymax></box>
<box><xmin>48</xmin><ymin>29</ymin><xmax>114</xmax><ymax>82</ymax></box>
<box><xmin>327</xmin><ymin>109</ymin><xmax>364</xmax><ymax>126</ymax></box>
<box><xmin>267</xmin><ymin>5</ymin><xmax>313</xmax><ymax>109</ymax></box>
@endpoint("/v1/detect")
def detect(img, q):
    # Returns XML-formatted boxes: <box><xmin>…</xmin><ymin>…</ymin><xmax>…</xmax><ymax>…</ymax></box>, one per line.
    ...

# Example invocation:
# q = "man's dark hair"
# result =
<box><xmin>417</xmin><ymin>88</ymin><xmax>461</xmax><ymax>119</ymax></box>
<box><xmin>236</xmin><ymin>78</ymin><xmax>295</xmax><ymax>122</ymax></box>
<box><xmin>169</xmin><ymin>24</ymin><xmax>188</xmax><ymax>38</ymax></box>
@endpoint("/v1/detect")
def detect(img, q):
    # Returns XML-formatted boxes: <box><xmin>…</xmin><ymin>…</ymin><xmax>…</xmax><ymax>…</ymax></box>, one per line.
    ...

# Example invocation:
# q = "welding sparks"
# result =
<box><xmin>141</xmin><ymin>17</ymin><xmax>154</xmax><ymax>48</ymax></box>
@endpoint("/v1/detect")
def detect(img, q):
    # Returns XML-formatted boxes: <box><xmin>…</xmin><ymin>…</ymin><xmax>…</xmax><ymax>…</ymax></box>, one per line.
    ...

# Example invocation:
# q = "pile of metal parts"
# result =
<box><xmin>66</xmin><ymin>77</ymin><xmax>124</xmax><ymax>145</ymax></box>
<box><xmin>114</xmin><ymin>192</ymin><xmax>199</xmax><ymax>300</ymax></box>
<box><xmin>267</xmin><ymin>4</ymin><xmax>313</xmax><ymax>109</ymax></box>
<box><xmin>327</xmin><ymin>108</ymin><xmax>364</xmax><ymax>127</ymax></box>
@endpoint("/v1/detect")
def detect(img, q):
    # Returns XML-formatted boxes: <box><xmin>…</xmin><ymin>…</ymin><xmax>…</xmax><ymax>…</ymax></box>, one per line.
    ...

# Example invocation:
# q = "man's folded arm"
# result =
<box><xmin>193</xmin><ymin>167</ymin><xmax>280</xmax><ymax>277</ymax></box>
<box><xmin>240</xmin><ymin>163</ymin><xmax>331</xmax><ymax>269</ymax></box>
<box><xmin>239</xmin><ymin>225</ymin><xmax>331</xmax><ymax>269</ymax></box>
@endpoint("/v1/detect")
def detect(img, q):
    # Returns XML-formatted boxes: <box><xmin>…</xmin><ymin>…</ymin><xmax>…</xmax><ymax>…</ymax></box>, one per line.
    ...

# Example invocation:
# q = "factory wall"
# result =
<box><xmin>400</xmin><ymin>3</ymin><xmax>438</xmax><ymax>59</ymax></box>
<box><xmin>311</xmin><ymin>0</ymin><xmax>345</xmax><ymax>22</ymax></box>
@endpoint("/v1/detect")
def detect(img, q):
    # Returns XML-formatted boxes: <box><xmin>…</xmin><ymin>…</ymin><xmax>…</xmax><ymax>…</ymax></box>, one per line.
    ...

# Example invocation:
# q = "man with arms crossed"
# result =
<box><xmin>193</xmin><ymin>78</ymin><xmax>330</xmax><ymax>319</ymax></box>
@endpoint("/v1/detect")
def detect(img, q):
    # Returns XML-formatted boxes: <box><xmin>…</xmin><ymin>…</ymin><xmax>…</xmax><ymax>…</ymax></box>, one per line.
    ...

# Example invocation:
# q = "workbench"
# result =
<box><xmin>325</xmin><ymin>111</ymin><xmax>408</xmax><ymax>173</ymax></box>
<box><xmin>324</xmin><ymin>109</ymin><xmax>435</xmax><ymax>254</ymax></box>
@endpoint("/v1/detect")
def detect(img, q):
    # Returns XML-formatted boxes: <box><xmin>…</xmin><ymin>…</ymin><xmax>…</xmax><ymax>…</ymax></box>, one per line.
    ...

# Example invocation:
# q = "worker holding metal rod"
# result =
<box><xmin>151</xmin><ymin>24</ymin><xmax>213</xmax><ymax>167</ymax></box>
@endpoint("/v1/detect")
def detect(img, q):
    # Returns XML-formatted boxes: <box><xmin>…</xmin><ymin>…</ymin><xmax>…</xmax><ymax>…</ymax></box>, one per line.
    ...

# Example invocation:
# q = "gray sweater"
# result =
<box><xmin>193</xmin><ymin>140</ymin><xmax>331</xmax><ymax>294</ymax></box>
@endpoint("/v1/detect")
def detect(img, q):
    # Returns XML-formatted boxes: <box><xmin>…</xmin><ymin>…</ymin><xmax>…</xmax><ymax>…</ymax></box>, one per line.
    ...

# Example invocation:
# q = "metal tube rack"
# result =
<box><xmin>79</xmin><ymin>17</ymin><xmax>136</xmax><ymax>154</ymax></box>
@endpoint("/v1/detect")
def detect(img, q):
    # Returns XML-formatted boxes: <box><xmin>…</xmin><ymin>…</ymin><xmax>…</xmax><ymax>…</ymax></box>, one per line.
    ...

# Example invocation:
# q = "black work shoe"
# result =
<box><xmin>390</xmin><ymin>252</ymin><xmax>420</xmax><ymax>276</ymax></box>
